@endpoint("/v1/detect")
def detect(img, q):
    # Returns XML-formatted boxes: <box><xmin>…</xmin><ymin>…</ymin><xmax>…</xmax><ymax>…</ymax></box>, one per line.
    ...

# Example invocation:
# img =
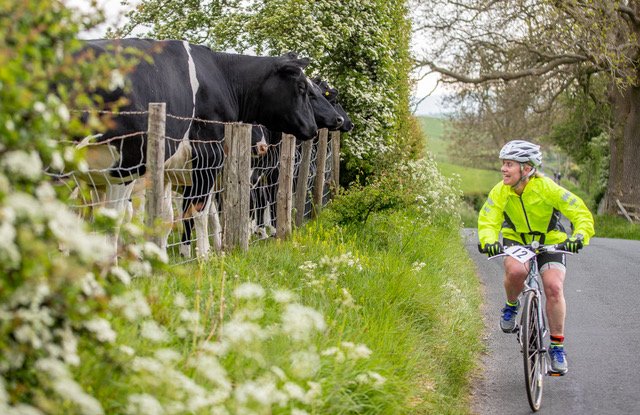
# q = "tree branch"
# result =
<box><xmin>420</xmin><ymin>54</ymin><xmax>590</xmax><ymax>84</ymax></box>
<box><xmin>618</xmin><ymin>5</ymin><xmax>640</xmax><ymax>28</ymax></box>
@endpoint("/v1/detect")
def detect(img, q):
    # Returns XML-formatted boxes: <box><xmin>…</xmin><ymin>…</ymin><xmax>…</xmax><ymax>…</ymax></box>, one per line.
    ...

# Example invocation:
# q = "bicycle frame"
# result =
<box><xmin>517</xmin><ymin>258</ymin><xmax>548</xmax><ymax>354</ymax></box>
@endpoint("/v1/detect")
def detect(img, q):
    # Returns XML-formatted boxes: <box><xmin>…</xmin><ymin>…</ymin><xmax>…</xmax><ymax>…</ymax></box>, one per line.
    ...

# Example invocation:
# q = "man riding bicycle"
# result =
<box><xmin>478</xmin><ymin>140</ymin><xmax>595</xmax><ymax>375</ymax></box>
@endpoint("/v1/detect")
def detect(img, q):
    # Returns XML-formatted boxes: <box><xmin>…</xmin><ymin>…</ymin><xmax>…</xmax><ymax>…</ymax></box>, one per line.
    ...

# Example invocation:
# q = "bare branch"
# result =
<box><xmin>419</xmin><ymin>54</ymin><xmax>590</xmax><ymax>84</ymax></box>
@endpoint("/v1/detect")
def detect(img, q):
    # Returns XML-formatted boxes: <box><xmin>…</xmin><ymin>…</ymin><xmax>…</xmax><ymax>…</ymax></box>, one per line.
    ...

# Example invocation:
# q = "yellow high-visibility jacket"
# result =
<box><xmin>478</xmin><ymin>175</ymin><xmax>595</xmax><ymax>246</ymax></box>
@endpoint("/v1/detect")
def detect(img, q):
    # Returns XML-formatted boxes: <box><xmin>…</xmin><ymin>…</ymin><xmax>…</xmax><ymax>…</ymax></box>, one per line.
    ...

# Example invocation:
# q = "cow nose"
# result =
<box><xmin>336</xmin><ymin>116</ymin><xmax>344</xmax><ymax>127</ymax></box>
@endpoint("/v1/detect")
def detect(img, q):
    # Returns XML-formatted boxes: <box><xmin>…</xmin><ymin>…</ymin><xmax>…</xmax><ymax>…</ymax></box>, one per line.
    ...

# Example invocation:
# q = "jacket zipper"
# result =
<box><xmin>519</xmin><ymin>196</ymin><xmax>533</xmax><ymax>234</ymax></box>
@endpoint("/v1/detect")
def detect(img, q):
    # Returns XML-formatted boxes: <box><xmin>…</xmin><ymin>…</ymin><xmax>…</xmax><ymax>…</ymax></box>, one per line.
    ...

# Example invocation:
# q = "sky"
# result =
<box><xmin>65</xmin><ymin>0</ymin><xmax>446</xmax><ymax>115</ymax></box>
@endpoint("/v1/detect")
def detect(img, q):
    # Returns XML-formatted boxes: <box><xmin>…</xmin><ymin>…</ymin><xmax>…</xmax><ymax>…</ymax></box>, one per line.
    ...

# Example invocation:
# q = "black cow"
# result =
<box><xmin>73</xmin><ymin>38</ymin><xmax>319</xmax><ymax>256</ymax></box>
<box><xmin>248</xmin><ymin>79</ymin><xmax>352</xmax><ymax>236</ymax></box>
<box><xmin>313</xmin><ymin>78</ymin><xmax>354</xmax><ymax>132</ymax></box>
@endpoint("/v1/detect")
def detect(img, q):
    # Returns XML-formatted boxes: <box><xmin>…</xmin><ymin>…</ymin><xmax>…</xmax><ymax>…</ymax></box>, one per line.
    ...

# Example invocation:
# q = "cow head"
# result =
<box><xmin>256</xmin><ymin>53</ymin><xmax>317</xmax><ymax>140</ymax></box>
<box><xmin>313</xmin><ymin>78</ymin><xmax>354</xmax><ymax>132</ymax></box>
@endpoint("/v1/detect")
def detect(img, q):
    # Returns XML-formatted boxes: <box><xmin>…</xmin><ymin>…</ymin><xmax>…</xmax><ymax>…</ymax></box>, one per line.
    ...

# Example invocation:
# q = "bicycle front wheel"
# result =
<box><xmin>521</xmin><ymin>290</ymin><xmax>544</xmax><ymax>411</ymax></box>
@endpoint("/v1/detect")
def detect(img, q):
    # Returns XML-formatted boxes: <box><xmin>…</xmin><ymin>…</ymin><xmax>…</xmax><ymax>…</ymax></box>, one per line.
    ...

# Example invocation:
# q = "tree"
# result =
<box><xmin>116</xmin><ymin>0</ymin><xmax>419</xmax><ymax>184</ymax></box>
<box><xmin>412</xmin><ymin>0</ymin><xmax>640</xmax><ymax>212</ymax></box>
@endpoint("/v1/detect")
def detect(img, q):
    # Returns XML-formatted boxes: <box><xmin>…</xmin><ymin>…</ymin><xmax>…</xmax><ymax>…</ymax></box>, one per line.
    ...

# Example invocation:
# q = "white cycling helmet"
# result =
<box><xmin>499</xmin><ymin>140</ymin><xmax>542</xmax><ymax>167</ymax></box>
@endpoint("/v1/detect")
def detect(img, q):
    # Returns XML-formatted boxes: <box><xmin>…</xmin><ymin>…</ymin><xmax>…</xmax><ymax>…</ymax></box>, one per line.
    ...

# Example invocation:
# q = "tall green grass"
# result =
<box><xmin>77</xmin><ymin>208</ymin><xmax>483</xmax><ymax>414</ymax></box>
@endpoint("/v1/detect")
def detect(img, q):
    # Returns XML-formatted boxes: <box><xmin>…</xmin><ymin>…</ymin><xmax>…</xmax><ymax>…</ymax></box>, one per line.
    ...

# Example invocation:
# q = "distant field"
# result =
<box><xmin>418</xmin><ymin>116</ymin><xmax>498</xmax><ymax>196</ymax></box>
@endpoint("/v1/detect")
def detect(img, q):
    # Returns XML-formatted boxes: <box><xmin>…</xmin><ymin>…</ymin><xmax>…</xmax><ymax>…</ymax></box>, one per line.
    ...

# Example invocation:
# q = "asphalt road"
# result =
<box><xmin>463</xmin><ymin>229</ymin><xmax>640</xmax><ymax>415</ymax></box>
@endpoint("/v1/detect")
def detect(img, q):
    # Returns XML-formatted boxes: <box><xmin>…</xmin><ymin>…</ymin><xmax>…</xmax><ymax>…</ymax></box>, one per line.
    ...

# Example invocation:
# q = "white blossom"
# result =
<box><xmin>84</xmin><ymin>318</ymin><xmax>116</xmax><ymax>343</ymax></box>
<box><xmin>281</xmin><ymin>304</ymin><xmax>326</xmax><ymax>341</ymax></box>
<box><xmin>289</xmin><ymin>350</ymin><xmax>321</xmax><ymax>379</ymax></box>
<box><xmin>125</xmin><ymin>394</ymin><xmax>165</xmax><ymax>415</ymax></box>
<box><xmin>140</xmin><ymin>320</ymin><xmax>169</xmax><ymax>343</ymax></box>
<box><xmin>1</xmin><ymin>150</ymin><xmax>42</xmax><ymax>181</ymax></box>
<box><xmin>233</xmin><ymin>282</ymin><xmax>265</xmax><ymax>300</ymax></box>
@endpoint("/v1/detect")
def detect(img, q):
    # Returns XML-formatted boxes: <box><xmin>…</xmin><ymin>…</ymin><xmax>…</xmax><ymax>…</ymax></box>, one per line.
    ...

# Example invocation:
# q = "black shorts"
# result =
<box><xmin>503</xmin><ymin>238</ymin><xmax>566</xmax><ymax>270</ymax></box>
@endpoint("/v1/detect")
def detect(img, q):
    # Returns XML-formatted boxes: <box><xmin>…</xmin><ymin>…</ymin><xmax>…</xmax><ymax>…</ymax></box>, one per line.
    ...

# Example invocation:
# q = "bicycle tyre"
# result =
<box><xmin>521</xmin><ymin>290</ymin><xmax>544</xmax><ymax>411</ymax></box>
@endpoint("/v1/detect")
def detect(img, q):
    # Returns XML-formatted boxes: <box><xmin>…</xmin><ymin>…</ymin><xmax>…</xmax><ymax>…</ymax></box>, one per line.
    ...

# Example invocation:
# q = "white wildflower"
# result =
<box><xmin>221</xmin><ymin>320</ymin><xmax>265</xmax><ymax>345</ymax></box>
<box><xmin>119</xmin><ymin>345</ymin><xmax>135</xmax><ymax>357</ymax></box>
<box><xmin>0</xmin><ymin>376</ymin><xmax>8</xmax><ymax>405</ymax></box>
<box><xmin>1</xmin><ymin>150</ymin><xmax>42</xmax><ymax>181</ymax></box>
<box><xmin>233</xmin><ymin>282</ymin><xmax>265</xmax><ymax>300</ymax></box>
<box><xmin>342</xmin><ymin>342</ymin><xmax>372</xmax><ymax>360</ymax></box>
<box><xmin>80</xmin><ymin>272</ymin><xmax>106</xmax><ymax>297</ymax></box>
<box><xmin>289</xmin><ymin>350</ymin><xmax>320</xmax><ymax>379</ymax></box>
<box><xmin>190</xmin><ymin>355</ymin><xmax>232</xmax><ymax>392</ymax></box>
<box><xmin>283</xmin><ymin>382</ymin><xmax>306</xmax><ymax>402</ymax></box>
<box><xmin>140</xmin><ymin>320</ymin><xmax>169</xmax><ymax>343</ymax></box>
<box><xmin>84</xmin><ymin>318</ymin><xmax>116</xmax><ymax>343</ymax></box>
<box><xmin>321</xmin><ymin>347</ymin><xmax>345</xmax><ymax>363</ymax></box>
<box><xmin>355</xmin><ymin>371</ymin><xmax>387</xmax><ymax>388</ymax></box>
<box><xmin>179</xmin><ymin>309</ymin><xmax>200</xmax><ymax>324</ymax></box>
<box><xmin>0</xmin><ymin>219</ymin><xmax>20</xmax><ymax>268</ymax></box>
<box><xmin>234</xmin><ymin>379</ymin><xmax>286</xmax><ymax>407</ymax></box>
<box><xmin>131</xmin><ymin>357</ymin><xmax>165</xmax><ymax>374</ymax></box>
<box><xmin>281</xmin><ymin>303</ymin><xmax>326</xmax><ymax>341</ymax></box>
<box><xmin>33</xmin><ymin>101</ymin><xmax>46</xmax><ymax>113</ymax></box>
<box><xmin>143</xmin><ymin>241</ymin><xmax>168</xmax><ymax>263</ymax></box>
<box><xmin>173</xmin><ymin>292</ymin><xmax>188</xmax><ymax>308</ymax></box>
<box><xmin>110</xmin><ymin>70</ymin><xmax>125</xmax><ymax>91</ymax></box>
<box><xmin>110</xmin><ymin>266</ymin><xmax>132</xmax><ymax>285</ymax></box>
<box><xmin>125</xmin><ymin>393</ymin><xmax>165</xmax><ymax>415</ymax></box>
<box><xmin>272</xmin><ymin>289</ymin><xmax>296</xmax><ymax>303</ymax></box>
<box><xmin>412</xmin><ymin>261</ymin><xmax>426</xmax><ymax>272</ymax></box>
<box><xmin>154</xmin><ymin>348</ymin><xmax>181</xmax><ymax>364</ymax></box>
<box><xmin>291</xmin><ymin>409</ymin><xmax>310</xmax><ymax>415</ymax></box>
<box><xmin>111</xmin><ymin>290</ymin><xmax>151</xmax><ymax>321</ymax></box>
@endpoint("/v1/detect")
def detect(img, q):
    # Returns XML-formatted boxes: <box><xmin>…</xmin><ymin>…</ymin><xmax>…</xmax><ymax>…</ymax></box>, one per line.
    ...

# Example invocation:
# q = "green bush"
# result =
<box><xmin>327</xmin><ymin>155</ymin><xmax>462</xmax><ymax>226</ymax></box>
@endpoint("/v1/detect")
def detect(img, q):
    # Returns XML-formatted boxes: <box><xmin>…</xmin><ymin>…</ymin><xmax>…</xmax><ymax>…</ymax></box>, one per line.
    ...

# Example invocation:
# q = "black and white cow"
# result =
<box><xmin>73</xmin><ymin>38</ymin><xmax>320</xmax><ymax>255</ymax></box>
<box><xmin>177</xmin><ymin>74</ymin><xmax>344</xmax><ymax>256</ymax></box>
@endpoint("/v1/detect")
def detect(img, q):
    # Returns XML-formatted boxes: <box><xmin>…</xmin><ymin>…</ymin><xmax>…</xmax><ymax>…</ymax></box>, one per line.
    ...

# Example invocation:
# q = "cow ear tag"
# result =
<box><xmin>325</xmin><ymin>92</ymin><xmax>330</xmax><ymax>96</ymax></box>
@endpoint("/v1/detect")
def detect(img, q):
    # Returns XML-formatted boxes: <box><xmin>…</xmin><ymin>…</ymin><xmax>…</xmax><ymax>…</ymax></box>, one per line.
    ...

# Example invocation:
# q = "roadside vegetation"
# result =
<box><xmin>419</xmin><ymin>115</ymin><xmax>640</xmax><ymax>239</ymax></box>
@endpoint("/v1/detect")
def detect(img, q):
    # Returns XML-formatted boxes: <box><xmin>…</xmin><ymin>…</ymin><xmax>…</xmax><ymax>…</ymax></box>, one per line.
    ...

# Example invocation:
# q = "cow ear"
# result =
<box><xmin>277</xmin><ymin>56</ymin><xmax>310</xmax><ymax>76</ymax></box>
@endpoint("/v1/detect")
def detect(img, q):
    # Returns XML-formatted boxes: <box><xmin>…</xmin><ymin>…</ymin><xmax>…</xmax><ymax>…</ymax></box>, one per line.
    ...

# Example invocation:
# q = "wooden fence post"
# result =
<box><xmin>294</xmin><ymin>139</ymin><xmax>313</xmax><ymax>227</ymax></box>
<box><xmin>276</xmin><ymin>133</ymin><xmax>296</xmax><ymax>239</ymax></box>
<box><xmin>330</xmin><ymin>131</ymin><xmax>340</xmax><ymax>191</ymax></box>
<box><xmin>312</xmin><ymin>128</ymin><xmax>328</xmax><ymax>218</ymax></box>
<box><xmin>145</xmin><ymin>102</ymin><xmax>166</xmax><ymax>247</ymax></box>
<box><xmin>222</xmin><ymin>123</ymin><xmax>252</xmax><ymax>251</ymax></box>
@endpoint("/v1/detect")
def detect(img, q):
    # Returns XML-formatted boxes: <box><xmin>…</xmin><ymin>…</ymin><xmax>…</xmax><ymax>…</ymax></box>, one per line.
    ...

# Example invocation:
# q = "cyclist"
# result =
<box><xmin>478</xmin><ymin>139</ymin><xmax>595</xmax><ymax>375</ymax></box>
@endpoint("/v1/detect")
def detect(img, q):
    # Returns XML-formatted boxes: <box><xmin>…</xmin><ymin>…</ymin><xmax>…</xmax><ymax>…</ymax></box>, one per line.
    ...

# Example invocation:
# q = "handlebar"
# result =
<box><xmin>478</xmin><ymin>241</ymin><xmax>573</xmax><ymax>257</ymax></box>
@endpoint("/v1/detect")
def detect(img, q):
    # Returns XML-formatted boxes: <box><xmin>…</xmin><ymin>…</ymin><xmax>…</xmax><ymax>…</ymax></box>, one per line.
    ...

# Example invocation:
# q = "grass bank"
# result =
<box><xmin>79</xmin><ymin>207</ymin><xmax>484</xmax><ymax>414</ymax></box>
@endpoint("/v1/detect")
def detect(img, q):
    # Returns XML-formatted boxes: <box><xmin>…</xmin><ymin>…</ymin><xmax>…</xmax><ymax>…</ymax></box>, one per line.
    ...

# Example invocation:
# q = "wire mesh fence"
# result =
<box><xmin>50</xmin><ymin>103</ymin><xmax>341</xmax><ymax>264</ymax></box>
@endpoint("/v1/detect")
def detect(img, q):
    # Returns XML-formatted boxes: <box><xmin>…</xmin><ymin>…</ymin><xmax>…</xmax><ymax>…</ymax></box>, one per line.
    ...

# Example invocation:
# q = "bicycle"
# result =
<box><xmin>481</xmin><ymin>240</ymin><xmax>572</xmax><ymax>412</ymax></box>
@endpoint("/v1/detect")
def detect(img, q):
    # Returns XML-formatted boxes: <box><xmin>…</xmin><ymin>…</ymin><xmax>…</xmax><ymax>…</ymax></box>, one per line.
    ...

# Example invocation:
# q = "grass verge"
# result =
<box><xmin>81</xmin><ymin>207</ymin><xmax>484</xmax><ymax>414</ymax></box>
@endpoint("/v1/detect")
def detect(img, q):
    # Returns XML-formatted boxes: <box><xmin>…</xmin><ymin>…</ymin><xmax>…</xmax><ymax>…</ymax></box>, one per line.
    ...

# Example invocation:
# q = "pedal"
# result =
<box><xmin>548</xmin><ymin>371</ymin><xmax>566</xmax><ymax>377</ymax></box>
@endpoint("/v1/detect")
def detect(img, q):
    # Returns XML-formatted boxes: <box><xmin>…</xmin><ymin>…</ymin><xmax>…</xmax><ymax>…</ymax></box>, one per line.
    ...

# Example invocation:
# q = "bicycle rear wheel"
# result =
<box><xmin>521</xmin><ymin>291</ymin><xmax>544</xmax><ymax>411</ymax></box>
